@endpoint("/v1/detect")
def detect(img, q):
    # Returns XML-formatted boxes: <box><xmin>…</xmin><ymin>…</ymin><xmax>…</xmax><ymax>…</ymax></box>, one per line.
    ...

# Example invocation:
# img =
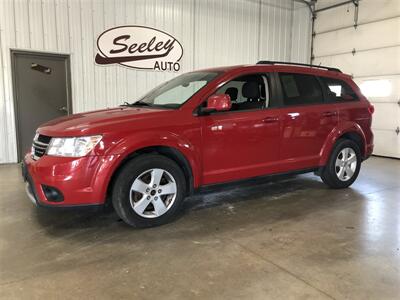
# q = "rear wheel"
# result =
<box><xmin>321</xmin><ymin>139</ymin><xmax>361</xmax><ymax>189</ymax></box>
<box><xmin>112</xmin><ymin>154</ymin><xmax>186</xmax><ymax>228</ymax></box>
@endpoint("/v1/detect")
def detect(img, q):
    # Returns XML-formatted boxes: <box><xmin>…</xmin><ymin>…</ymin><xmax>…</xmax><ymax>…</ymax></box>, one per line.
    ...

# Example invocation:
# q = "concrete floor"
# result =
<box><xmin>0</xmin><ymin>157</ymin><xmax>399</xmax><ymax>299</ymax></box>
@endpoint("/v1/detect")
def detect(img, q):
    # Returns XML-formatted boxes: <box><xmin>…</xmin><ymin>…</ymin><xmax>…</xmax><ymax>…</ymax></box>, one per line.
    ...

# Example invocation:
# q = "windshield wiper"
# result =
<box><xmin>120</xmin><ymin>100</ymin><xmax>151</xmax><ymax>107</ymax></box>
<box><xmin>130</xmin><ymin>100</ymin><xmax>152</xmax><ymax>106</ymax></box>
<box><xmin>155</xmin><ymin>103</ymin><xmax>180</xmax><ymax>109</ymax></box>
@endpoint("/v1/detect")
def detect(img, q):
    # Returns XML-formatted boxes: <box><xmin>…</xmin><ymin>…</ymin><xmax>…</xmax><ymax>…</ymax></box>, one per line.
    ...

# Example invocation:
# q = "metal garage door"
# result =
<box><xmin>312</xmin><ymin>0</ymin><xmax>400</xmax><ymax>158</ymax></box>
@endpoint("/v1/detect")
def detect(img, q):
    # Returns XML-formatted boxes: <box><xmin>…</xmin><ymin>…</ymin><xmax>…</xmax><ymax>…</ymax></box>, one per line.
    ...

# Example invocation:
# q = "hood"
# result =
<box><xmin>38</xmin><ymin>106</ymin><xmax>170</xmax><ymax>136</ymax></box>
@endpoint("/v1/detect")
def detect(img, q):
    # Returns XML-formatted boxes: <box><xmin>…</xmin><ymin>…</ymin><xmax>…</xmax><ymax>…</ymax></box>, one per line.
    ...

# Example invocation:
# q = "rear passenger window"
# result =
<box><xmin>319</xmin><ymin>77</ymin><xmax>358</xmax><ymax>102</ymax></box>
<box><xmin>279</xmin><ymin>73</ymin><xmax>323</xmax><ymax>106</ymax></box>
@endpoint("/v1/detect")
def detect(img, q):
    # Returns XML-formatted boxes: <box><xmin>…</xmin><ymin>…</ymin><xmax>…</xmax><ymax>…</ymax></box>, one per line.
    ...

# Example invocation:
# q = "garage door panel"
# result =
<box><xmin>354</xmin><ymin>75</ymin><xmax>400</xmax><ymax>103</ymax></box>
<box><xmin>315</xmin><ymin>1</ymin><xmax>400</xmax><ymax>159</ymax></box>
<box><xmin>315</xmin><ymin>0</ymin><xmax>400</xmax><ymax>33</ymax></box>
<box><xmin>358</xmin><ymin>0</ymin><xmax>400</xmax><ymax>25</ymax></box>
<box><xmin>372</xmin><ymin>129</ymin><xmax>400</xmax><ymax>158</ymax></box>
<box><xmin>371</xmin><ymin>103</ymin><xmax>400</xmax><ymax>129</ymax></box>
<box><xmin>314</xmin><ymin>17</ymin><xmax>400</xmax><ymax>57</ymax></box>
<box><xmin>314</xmin><ymin>46</ymin><xmax>400</xmax><ymax>77</ymax></box>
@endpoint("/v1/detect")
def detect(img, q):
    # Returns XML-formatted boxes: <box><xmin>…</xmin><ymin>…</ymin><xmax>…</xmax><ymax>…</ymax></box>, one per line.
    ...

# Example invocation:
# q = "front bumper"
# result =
<box><xmin>21</xmin><ymin>162</ymin><xmax>40</xmax><ymax>206</ymax></box>
<box><xmin>22</xmin><ymin>153</ymin><xmax>120</xmax><ymax>208</ymax></box>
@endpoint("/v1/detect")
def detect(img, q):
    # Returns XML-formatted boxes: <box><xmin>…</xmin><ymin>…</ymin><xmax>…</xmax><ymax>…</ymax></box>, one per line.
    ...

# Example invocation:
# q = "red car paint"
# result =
<box><xmin>24</xmin><ymin>64</ymin><xmax>373</xmax><ymax>207</ymax></box>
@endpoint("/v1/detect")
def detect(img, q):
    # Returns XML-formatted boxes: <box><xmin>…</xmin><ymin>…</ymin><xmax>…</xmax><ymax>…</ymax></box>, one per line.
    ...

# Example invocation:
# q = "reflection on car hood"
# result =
<box><xmin>38</xmin><ymin>107</ymin><xmax>169</xmax><ymax>136</ymax></box>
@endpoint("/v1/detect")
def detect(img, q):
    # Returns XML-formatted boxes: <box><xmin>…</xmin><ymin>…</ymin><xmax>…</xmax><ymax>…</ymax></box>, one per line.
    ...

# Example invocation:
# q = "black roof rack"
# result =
<box><xmin>256</xmin><ymin>60</ymin><xmax>342</xmax><ymax>73</ymax></box>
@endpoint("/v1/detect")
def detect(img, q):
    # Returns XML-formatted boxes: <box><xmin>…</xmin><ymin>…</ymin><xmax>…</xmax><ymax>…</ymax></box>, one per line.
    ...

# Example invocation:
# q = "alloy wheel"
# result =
<box><xmin>129</xmin><ymin>168</ymin><xmax>177</xmax><ymax>218</ymax></box>
<box><xmin>335</xmin><ymin>147</ymin><xmax>357</xmax><ymax>181</ymax></box>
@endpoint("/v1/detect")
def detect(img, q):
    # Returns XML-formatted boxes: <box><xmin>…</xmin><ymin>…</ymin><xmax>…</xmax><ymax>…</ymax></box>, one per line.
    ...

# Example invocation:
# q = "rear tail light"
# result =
<box><xmin>368</xmin><ymin>103</ymin><xmax>375</xmax><ymax>114</ymax></box>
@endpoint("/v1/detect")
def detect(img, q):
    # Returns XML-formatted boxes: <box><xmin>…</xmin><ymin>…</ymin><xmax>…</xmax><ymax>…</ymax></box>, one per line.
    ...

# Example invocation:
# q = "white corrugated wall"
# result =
<box><xmin>0</xmin><ymin>0</ymin><xmax>311</xmax><ymax>163</ymax></box>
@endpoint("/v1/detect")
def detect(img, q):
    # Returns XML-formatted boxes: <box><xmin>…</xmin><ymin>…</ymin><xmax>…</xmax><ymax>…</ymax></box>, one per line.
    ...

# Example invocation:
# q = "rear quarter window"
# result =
<box><xmin>319</xmin><ymin>77</ymin><xmax>359</xmax><ymax>102</ymax></box>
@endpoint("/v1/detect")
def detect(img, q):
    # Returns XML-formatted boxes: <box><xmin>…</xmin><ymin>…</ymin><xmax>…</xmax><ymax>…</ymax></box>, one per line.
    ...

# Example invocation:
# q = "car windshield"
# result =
<box><xmin>130</xmin><ymin>71</ymin><xmax>220</xmax><ymax>108</ymax></box>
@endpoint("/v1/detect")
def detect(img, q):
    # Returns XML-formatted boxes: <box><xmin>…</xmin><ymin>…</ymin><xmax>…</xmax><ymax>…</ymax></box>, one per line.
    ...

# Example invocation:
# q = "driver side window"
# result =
<box><xmin>216</xmin><ymin>74</ymin><xmax>270</xmax><ymax>111</ymax></box>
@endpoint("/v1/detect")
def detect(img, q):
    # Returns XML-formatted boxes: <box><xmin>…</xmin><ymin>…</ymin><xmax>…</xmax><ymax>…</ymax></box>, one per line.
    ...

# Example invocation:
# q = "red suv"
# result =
<box><xmin>22</xmin><ymin>61</ymin><xmax>374</xmax><ymax>227</ymax></box>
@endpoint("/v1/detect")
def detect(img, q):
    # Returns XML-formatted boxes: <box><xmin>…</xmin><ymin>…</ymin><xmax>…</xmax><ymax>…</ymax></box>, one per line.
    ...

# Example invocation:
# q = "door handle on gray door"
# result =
<box><xmin>263</xmin><ymin>116</ymin><xmax>279</xmax><ymax>123</ymax></box>
<box><xmin>58</xmin><ymin>106</ymin><xmax>68</xmax><ymax>112</ymax></box>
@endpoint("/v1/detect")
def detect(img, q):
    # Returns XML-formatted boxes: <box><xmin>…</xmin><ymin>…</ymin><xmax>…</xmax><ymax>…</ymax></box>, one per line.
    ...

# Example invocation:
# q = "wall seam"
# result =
<box><xmin>289</xmin><ymin>0</ymin><xmax>294</xmax><ymax>62</ymax></box>
<box><xmin>91</xmin><ymin>0</ymin><xmax>97</xmax><ymax>109</ymax></box>
<box><xmin>41</xmin><ymin>0</ymin><xmax>45</xmax><ymax>49</ymax></box>
<box><xmin>8</xmin><ymin>1</ymin><xmax>17</xmax><ymax>162</ymax></box>
<box><xmin>54</xmin><ymin>0</ymin><xmax>59</xmax><ymax>51</ymax></box>
<box><xmin>257</xmin><ymin>0</ymin><xmax>262</xmax><ymax>61</ymax></box>
<box><xmin>0</xmin><ymin>12</ymin><xmax>8</xmax><ymax>162</ymax></box>
<box><xmin>27</xmin><ymin>0</ymin><xmax>32</xmax><ymax>48</ymax></box>
<box><xmin>12</xmin><ymin>0</ymin><xmax>17</xmax><ymax>48</ymax></box>
<box><xmin>79</xmin><ymin>0</ymin><xmax>85</xmax><ymax>112</ymax></box>
<box><xmin>102</xmin><ymin>0</ymin><xmax>109</xmax><ymax>107</ymax></box>
<box><xmin>66</xmin><ymin>0</ymin><xmax>71</xmax><ymax>52</ymax></box>
<box><xmin>124</xmin><ymin>0</ymin><xmax>128</xmax><ymax>99</ymax></box>
<box><xmin>192</xmin><ymin>0</ymin><xmax>196</xmax><ymax>70</ymax></box>
<box><xmin>315</xmin><ymin>14</ymin><xmax>400</xmax><ymax>35</ymax></box>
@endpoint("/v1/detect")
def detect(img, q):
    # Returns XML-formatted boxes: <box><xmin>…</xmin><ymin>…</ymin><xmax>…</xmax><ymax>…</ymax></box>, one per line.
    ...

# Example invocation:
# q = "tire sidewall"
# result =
<box><xmin>112</xmin><ymin>154</ymin><xmax>186</xmax><ymax>228</ymax></box>
<box><xmin>326</xmin><ymin>139</ymin><xmax>362</xmax><ymax>188</ymax></box>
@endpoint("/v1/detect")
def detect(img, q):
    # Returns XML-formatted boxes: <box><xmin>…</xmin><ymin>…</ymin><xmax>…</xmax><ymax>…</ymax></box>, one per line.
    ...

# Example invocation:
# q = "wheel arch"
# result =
<box><xmin>105</xmin><ymin>145</ymin><xmax>195</xmax><ymax>206</ymax></box>
<box><xmin>320</xmin><ymin>123</ymin><xmax>367</xmax><ymax>166</ymax></box>
<box><xmin>339</xmin><ymin>131</ymin><xmax>365</xmax><ymax>156</ymax></box>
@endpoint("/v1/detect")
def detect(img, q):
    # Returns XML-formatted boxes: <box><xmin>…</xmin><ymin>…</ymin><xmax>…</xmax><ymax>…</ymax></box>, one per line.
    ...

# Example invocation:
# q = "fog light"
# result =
<box><xmin>42</xmin><ymin>185</ymin><xmax>64</xmax><ymax>202</ymax></box>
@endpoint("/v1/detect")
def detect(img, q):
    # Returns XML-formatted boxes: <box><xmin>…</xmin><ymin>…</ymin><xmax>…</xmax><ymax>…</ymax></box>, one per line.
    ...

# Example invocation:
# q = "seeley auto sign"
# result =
<box><xmin>95</xmin><ymin>26</ymin><xmax>183</xmax><ymax>72</ymax></box>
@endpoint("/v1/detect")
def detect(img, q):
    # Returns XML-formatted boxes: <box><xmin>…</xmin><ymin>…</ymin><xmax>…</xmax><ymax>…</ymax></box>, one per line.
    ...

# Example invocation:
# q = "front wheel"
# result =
<box><xmin>112</xmin><ymin>154</ymin><xmax>186</xmax><ymax>228</ymax></box>
<box><xmin>321</xmin><ymin>139</ymin><xmax>362</xmax><ymax>189</ymax></box>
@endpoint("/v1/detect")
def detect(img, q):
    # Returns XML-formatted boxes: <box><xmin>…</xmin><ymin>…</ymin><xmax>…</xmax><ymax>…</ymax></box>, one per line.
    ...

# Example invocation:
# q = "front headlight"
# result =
<box><xmin>47</xmin><ymin>135</ymin><xmax>102</xmax><ymax>157</ymax></box>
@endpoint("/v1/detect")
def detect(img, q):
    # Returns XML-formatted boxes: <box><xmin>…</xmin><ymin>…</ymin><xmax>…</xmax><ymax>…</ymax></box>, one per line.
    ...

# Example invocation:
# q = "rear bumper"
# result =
<box><xmin>364</xmin><ymin>142</ymin><xmax>374</xmax><ymax>160</ymax></box>
<box><xmin>364</xmin><ymin>126</ymin><xmax>374</xmax><ymax>160</ymax></box>
<box><xmin>22</xmin><ymin>153</ymin><xmax>120</xmax><ymax>208</ymax></box>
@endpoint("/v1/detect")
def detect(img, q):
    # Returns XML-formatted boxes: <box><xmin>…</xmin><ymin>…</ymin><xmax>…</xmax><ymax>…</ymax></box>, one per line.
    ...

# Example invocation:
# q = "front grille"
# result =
<box><xmin>32</xmin><ymin>134</ymin><xmax>51</xmax><ymax>160</ymax></box>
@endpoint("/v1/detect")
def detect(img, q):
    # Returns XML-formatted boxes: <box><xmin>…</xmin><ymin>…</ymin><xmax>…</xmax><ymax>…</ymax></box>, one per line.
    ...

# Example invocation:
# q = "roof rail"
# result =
<box><xmin>256</xmin><ymin>60</ymin><xmax>342</xmax><ymax>73</ymax></box>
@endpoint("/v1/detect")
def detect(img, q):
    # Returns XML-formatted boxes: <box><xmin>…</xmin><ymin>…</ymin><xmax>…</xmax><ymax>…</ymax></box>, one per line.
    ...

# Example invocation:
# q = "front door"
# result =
<box><xmin>200</xmin><ymin>73</ymin><xmax>281</xmax><ymax>185</ymax></box>
<box><xmin>12</xmin><ymin>51</ymin><xmax>71</xmax><ymax>161</ymax></box>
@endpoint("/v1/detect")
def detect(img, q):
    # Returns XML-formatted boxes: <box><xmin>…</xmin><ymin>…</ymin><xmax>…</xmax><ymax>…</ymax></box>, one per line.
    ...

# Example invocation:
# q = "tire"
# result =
<box><xmin>112</xmin><ymin>154</ymin><xmax>186</xmax><ymax>228</ymax></box>
<box><xmin>321</xmin><ymin>139</ymin><xmax>362</xmax><ymax>189</ymax></box>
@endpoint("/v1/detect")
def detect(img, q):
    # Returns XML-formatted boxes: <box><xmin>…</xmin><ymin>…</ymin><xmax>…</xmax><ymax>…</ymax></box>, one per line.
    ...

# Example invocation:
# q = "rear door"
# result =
<box><xmin>277</xmin><ymin>72</ymin><xmax>338</xmax><ymax>170</ymax></box>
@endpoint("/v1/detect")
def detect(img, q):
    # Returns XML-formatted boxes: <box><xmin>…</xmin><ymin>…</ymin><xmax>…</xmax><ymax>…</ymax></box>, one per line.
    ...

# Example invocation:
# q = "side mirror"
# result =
<box><xmin>201</xmin><ymin>94</ymin><xmax>232</xmax><ymax>114</ymax></box>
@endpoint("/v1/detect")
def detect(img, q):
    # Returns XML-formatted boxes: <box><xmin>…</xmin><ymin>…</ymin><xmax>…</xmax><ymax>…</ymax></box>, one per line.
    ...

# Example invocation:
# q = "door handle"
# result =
<box><xmin>262</xmin><ymin>116</ymin><xmax>279</xmax><ymax>123</ymax></box>
<box><xmin>322</xmin><ymin>111</ymin><xmax>337</xmax><ymax>117</ymax></box>
<box><xmin>58</xmin><ymin>106</ymin><xmax>68</xmax><ymax>112</ymax></box>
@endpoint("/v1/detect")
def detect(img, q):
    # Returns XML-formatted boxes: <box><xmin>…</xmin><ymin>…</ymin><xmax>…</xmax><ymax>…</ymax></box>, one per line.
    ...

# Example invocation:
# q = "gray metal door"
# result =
<box><xmin>12</xmin><ymin>51</ymin><xmax>72</xmax><ymax>161</ymax></box>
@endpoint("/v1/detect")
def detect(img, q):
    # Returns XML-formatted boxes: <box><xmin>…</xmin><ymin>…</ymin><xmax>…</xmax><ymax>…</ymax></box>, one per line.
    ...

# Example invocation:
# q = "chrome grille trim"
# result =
<box><xmin>32</xmin><ymin>134</ymin><xmax>51</xmax><ymax>160</ymax></box>
<box><xmin>32</xmin><ymin>144</ymin><xmax>47</xmax><ymax>150</ymax></box>
<box><xmin>33</xmin><ymin>140</ymin><xmax>48</xmax><ymax>147</ymax></box>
